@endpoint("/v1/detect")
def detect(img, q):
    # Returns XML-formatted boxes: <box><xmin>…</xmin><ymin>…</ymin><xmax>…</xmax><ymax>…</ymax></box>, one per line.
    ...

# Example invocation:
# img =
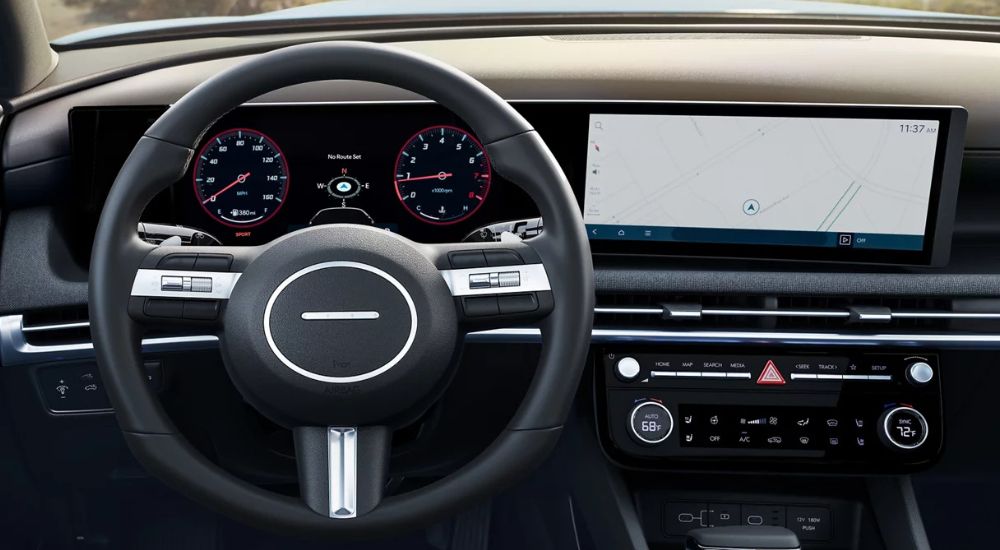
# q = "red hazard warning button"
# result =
<box><xmin>757</xmin><ymin>360</ymin><xmax>786</xmax><ymax>385</ymax></box>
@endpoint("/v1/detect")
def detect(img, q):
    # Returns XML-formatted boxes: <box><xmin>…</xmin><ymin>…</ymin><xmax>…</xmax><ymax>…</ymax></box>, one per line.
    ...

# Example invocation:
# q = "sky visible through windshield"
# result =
<box><xmin>37</xmin><ymin>0</ymin><xmax>1000</xmax><ymax>40</ymax></box>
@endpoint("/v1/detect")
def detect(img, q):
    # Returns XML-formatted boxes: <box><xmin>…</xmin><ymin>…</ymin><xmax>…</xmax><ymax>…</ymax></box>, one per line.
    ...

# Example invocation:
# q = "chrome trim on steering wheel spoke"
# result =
<box><xmin>131</xmin><ymin>269</ymin><xmax>241</xmax><ymax>300</ymax></box>
<box><xmin>440</xmin><ymin>263</ymin><xmax>550</xmax><ymax>296</ymax></box>
<box><xmin>328</xmin><ymin>427</ymin><xmax>358</xmax><ymax>519</ymax></box>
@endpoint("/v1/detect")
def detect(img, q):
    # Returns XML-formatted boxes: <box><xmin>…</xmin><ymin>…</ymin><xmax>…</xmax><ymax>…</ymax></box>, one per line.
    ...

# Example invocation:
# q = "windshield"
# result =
<box><xmin>38</xmin><ymin>0</ymin><xmax>1000</xmax><ymax>42</ymax></box>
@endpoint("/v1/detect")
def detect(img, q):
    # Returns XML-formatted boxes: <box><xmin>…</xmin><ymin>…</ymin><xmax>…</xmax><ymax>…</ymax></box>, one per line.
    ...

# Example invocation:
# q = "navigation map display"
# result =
<box><xmin>583</xmin><ymin>106</ymin><xmax>963</xmax><ymax>265</ymax></box>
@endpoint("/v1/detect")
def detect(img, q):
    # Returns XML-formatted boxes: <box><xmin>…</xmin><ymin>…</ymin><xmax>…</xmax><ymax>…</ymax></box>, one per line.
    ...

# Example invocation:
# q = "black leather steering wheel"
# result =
<box><xmin>89</xmin><ymin>41</ymin><xmax>593</xmax><ymax>538</ymax></box>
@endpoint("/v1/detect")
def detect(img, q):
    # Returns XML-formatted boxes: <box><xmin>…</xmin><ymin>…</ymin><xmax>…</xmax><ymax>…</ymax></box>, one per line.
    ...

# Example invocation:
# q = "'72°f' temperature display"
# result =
<box><xmin>193</xmin><ymin>128</ymin><xmax>289</xmax><ymax>228</ymax></box>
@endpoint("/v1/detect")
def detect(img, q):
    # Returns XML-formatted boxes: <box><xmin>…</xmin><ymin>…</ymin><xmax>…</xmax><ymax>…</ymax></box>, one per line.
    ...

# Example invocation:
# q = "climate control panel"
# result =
<box><xmin>600</xmin><ymin>350</ymin><xmax>943</xmax><ymax>468</ymax></box>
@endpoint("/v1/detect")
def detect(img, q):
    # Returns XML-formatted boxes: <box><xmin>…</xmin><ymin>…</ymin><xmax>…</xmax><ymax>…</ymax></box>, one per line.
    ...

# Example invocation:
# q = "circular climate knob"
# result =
<box><xmin>906</xmin><ymin>361</ymin><xmax>934</xmax><ymax>385</ymax></box>
<box><xmin>629</xmin><ymin>401</ymin><xmax>674</xmax><ymax>445</ymax></box>
<box><xmin>615</xmin><ymin>356</ymin><xmax>641</xmax><ymax>381</ymax></box>
<box><xmin>879</xmin><ymin>406</ymin><xmax>929</xmax><ymax>450</ymax></box>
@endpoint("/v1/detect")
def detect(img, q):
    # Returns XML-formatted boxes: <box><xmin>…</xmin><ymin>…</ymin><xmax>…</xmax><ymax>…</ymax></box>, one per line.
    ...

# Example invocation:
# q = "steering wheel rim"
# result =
<box><xmin>89</xmin><ymin>41</ymin><xmax>593</xmax><ymax>537</ymax></box>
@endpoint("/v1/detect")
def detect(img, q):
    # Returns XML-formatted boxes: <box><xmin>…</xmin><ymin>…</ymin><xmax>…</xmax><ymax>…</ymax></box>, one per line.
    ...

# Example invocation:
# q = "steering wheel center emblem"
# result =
<box><xmin>263</xmin><ymin>261</ymin><xmax>418</xmax><ymax>384</ymax></box>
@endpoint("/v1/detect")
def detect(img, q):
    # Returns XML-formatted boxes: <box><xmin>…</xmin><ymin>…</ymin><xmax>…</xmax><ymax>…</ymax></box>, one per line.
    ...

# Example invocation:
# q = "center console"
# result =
<box><xmin>598</xmin><ymin>349</ymin><xmax>943</xmax><ymax>470</ymax></box>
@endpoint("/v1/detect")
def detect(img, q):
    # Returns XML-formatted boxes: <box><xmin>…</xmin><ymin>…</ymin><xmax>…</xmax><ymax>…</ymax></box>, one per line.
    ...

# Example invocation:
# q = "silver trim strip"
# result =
<box><xmin>131</xmin><ymin>269</ymin><xmax>241</xmax><ymax>300</ymax></box>
<box><xmin>464</xmin><ymin>327</ymin><xmax>1000</xmax><ymax>348</ymax></box>
<box><xmin>440</xmin><ymin>264</ymin><xmax>550</xmax><ymax>296</ymax></box>
<box><xmin>0</xmin><ymin>315</ymin><xmax>218</xmax><ymax>366</ymax></box>
<box><xmin>21</xmin><ymin>320</ymin><xmax>91</xmax><ymax>333</ymax></box>
<box><xmin>596</xmin><ymin>307</ymin><xmax>664</xmax><ymax>315</ymax></box>
<box><xmin>301</xmin><ymin>311</ymin><xmax>380</xmax><ymax>320</ymax></box>
<box><xmin>11</xmin><ymin>315</ymin><xmax>1000</xmax><ymax>369</ymax></box>
<box><xmin>328</xmin><ymin>427</ymin><xmax>357</xmax><ymax>519</ymax></box>
<box><xmin>595</xmin><ymin>304</ymin><xmax>1000</xmax><ymax>321</ymax></box>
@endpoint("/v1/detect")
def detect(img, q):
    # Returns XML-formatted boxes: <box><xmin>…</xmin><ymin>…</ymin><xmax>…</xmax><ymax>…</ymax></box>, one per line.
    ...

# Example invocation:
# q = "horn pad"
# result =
<box><xmin>221</xmin><ymin>225</ymin><xmax>458</xmax><ymax>428</ymax></box>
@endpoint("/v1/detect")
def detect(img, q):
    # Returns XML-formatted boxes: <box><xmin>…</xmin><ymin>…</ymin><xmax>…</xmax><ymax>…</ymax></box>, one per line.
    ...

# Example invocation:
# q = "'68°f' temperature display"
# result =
<box><xmin>193</xmin><ymin>128</ymin><xmax>289</xmax><ymax>228</ymax></box>
<box><xmin>394</xmin><ymin>125</ymin><xmax>491</xmax><ymax>225</ymax></box>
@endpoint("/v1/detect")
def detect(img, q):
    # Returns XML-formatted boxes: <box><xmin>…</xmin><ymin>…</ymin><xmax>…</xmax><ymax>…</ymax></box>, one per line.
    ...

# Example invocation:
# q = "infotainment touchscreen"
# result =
<box><xmin>583</xmin><ymin>105</ymin><xmax>965</xmax><ymax>265</ymax></box>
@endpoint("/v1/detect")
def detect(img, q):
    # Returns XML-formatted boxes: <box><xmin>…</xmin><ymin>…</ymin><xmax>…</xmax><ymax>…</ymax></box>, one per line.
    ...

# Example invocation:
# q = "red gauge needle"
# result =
<box><xmin>397</xmin><ymin>172</ymin><xmax>453</xmax><ymax>183</ymax></box>
<box><xmin>202</xmin><ymin>172</ymin><xmax>251</xmax><ymax>204</ymax></box>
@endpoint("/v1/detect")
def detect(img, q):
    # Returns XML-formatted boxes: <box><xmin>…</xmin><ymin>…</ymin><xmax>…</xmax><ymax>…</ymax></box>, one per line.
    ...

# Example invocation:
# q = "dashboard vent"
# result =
<box><xmin>595</xmin><ymin>293</ymin><xmax>1000</xmax><ymax>332</ymax></box>
<box><xmin>21</xmin><ymin>307</ymin><xmax>92</xmax><ymax>346</ymax></box>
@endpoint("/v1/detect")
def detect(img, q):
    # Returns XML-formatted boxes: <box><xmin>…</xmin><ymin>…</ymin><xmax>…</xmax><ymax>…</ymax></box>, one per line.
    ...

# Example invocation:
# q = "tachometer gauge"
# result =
<box><xmin>394</xmin><ymin>125</ymin><xmax>491</xmax><ymax>225</ymax></box>
<box><xmin>193</xmin><ymin>128</ymin><xmax>288</xmax><ymax>228</ymax></box>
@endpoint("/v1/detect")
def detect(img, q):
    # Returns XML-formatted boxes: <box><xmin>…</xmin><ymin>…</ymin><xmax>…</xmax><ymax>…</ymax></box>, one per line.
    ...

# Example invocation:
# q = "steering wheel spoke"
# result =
<box><xmin>127</xmin><ymin>244</ymin><xmax>265</xmax><ymax>329</ymax></box>
<box><xmin>420</xmin><ymin>240</ymin><xmax>555</xmax><ymax>331</ymax></box>
<box><xmin>293</xmin><ymin>425</ymin><xmax>391</xmax><ymax>519</ymax></box>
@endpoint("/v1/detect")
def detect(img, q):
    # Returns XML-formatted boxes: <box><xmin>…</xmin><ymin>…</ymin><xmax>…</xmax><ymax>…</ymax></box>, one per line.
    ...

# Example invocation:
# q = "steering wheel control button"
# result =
<box><xmin>468</xmin><ymin>273</ymin><xmax>492</xmax><ymax>289</ymax></box>
<box><xmin>448</xmin><ymin>250</ymin><xmax>488</xmax><ymax>269</ymax></box>
<box><xmin>629</xmin><ymin>401</ymin><xmax>674</xmax><ymax>444</ymax></box>
<box><xmin>182</xmin><ymin>300</ymin><xmax>220</xmax><ymax>321</ymax></box>
<box><xmin>906</xmin><ymin>361</ymin><xmax>934</xmax><ymax>385</ymax></box>
<box><xmin>144</xmin><ymin>298</ymin><xmax>184</xmax><ymax>318</ymax></box>
<box><xmin>160</xmin><ymin>276</ymin><xmax>185</xmax><ymax>291</ymax></box>
<box><xmin>497</xmin><ymin>293</ymin><xmax>538</xmax><ymax>315</ymax></box>
<box><xmin>483</xmin><ymin>249</ymin><xmax>523</xmax><ymax>266</ymax></box>
<box><xmin>157</xmin><ymin>254</ymin><xmax>197</xmax><ymax>270</ymax></box>
<box><xmin>615</xmin><ymin>356</ymin><xmax>641</xmax><ymax>381</ymax></box>
<box><xmin>194</xmin><ymin>253</ymin><xmax>234</xmax><ymax>271</ymax></box>
<box><xmin>498</xmin><ymin>271</ymin><xmax>521</xmax><ymax>287</ymax></box>
<box><xmin>463</xmin><ymin>296</ymin><xmax>500</xmax><ymax>317</ymax></box>
<box><xmin>879</xmin><ymin>407</ymin><xmax>929</xmax><ymax>450</ymax></box>
<box><xmin>191</xmin><ymin>277</ymin><xmax>213</xmax><ymax>293</ymax></box>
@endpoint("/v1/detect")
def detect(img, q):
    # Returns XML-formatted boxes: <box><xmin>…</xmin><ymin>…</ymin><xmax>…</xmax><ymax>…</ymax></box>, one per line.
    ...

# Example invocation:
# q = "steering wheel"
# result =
<box><xmin>88</xmin><ymin>41</ymin><xmax>594</xmax><ymax>537</ymax></box>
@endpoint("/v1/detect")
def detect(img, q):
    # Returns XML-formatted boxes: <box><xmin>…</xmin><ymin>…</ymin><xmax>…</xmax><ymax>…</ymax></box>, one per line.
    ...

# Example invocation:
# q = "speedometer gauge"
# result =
<box><xmin>193</xmin><ymin>128</ymin><xmax>288</xmax><ymax>228</ymax></box>
<box><xmin>394</xmin><ymin>125</ymin><xmax>491</xmax><ymax>225</ymax></box>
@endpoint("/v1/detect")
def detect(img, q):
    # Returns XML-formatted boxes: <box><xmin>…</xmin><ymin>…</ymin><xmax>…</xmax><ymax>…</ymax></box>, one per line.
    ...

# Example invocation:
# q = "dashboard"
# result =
<box><xmin>72</xmin><ymin>102</ymin><xmax>964</xmax><ymax>267</ymax></box>
<box><xmin>7</xmin><ymin>28</ymin><xmax>1000</xmax><ymax>550</ymax></box>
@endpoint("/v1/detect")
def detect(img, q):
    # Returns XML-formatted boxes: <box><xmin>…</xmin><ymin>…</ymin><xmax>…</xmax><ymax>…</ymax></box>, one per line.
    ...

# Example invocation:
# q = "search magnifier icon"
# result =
<box><xmin>594</xmin><ymin>121</ymin><xmax>603</xmax><ymax>130</ymax></box>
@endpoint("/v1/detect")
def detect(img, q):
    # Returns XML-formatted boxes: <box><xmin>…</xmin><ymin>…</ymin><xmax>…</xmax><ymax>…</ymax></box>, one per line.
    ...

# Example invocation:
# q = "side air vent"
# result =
<box><xmin>21</xmin><ymin>307</ymin><xmax>92</xmax><ymax>346</ymax></box>
<box><xmin>595</xmin><ymin>293</ymin><xmax>1000</xmax><ymax>332</ymax></box>
<box><xmin>1</xmin><ymin>309</ymin><xmax>218</xmax><ymax>367</ymax></box>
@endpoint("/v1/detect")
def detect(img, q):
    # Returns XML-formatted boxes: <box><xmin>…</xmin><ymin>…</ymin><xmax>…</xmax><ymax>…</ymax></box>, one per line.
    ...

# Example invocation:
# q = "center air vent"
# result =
<box><xmin>595</xmin><ymin>293</ymin><xmax>1000</xmax><ymax>332</ymax></box>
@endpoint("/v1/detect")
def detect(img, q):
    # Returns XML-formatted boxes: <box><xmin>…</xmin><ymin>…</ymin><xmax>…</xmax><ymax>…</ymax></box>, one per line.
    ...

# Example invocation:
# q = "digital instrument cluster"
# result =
<box><xmin>69</xmin><ymin>104</ymin><xmax>540</xmax><ymax>248</ymax></box>
<box><xmin>169</xmin><ymin>105</ymin><xmax>536</xmax><ymax>245</ymax></box>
